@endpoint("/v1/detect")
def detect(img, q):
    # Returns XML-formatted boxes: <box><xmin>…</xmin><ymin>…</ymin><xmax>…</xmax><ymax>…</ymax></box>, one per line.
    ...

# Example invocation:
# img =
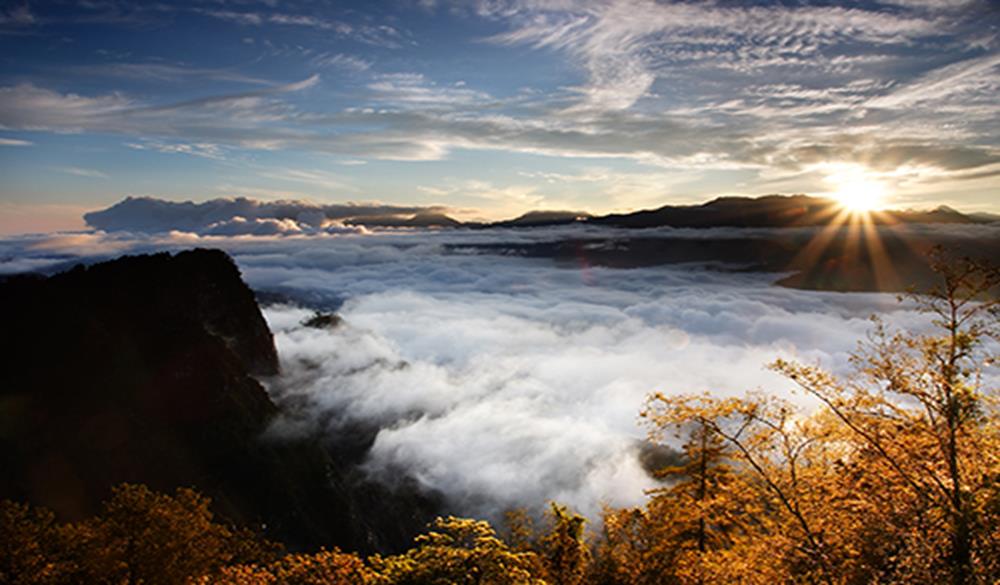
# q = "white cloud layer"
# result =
<box><xmin>3</xmin><ymin>225</ymin><xmax>979</xmax><ymax>522</ymax></box>
<box><xmin>244</xmin><ymin>239</ymin><xmax>934</xmax><ymax>520</ymax></box>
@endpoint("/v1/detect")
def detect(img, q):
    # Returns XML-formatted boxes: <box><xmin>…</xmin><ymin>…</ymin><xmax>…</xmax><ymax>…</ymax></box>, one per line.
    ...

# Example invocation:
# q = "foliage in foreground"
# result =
<box><xmin>2</xmin><ymin>255</ymin><xmax>997</xmax><ymax>584</ymax></box>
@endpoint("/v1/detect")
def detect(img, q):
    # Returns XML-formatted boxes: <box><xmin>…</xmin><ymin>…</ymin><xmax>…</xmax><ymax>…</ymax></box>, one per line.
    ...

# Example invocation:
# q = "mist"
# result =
<box><xmin>234</xmin><ymin>233</ymin><xmax>931</xmax><ymax>521</ymax></box>
<box><xmin>0</xmin><ymin>225</ymin><xmax>953</xmax><ymax>522</ymax></box>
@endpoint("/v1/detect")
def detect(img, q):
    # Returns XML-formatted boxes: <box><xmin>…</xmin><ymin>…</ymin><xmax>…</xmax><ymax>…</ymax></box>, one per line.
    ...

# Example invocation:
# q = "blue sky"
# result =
<box><xmin>0</xmin><ymin>0</ymin><xmax>998</xmax><ymax>232</ymax></box>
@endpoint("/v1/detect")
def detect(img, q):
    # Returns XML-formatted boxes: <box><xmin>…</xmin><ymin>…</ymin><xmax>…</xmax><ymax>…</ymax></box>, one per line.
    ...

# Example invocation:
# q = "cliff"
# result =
<box><xmin>0</xmin><ymin>249</ymin><xmax>382</xmax><ymax>551</ymax></box>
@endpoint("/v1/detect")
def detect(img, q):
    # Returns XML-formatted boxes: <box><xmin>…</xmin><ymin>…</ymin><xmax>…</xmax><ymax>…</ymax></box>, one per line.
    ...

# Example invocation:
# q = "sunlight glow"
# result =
<box><xmin>785</xmin><ymin>163</ymin><xmax>904</xmax><ymax>292</ymax></box>
<box><xmin>826</xmin><ymin>168</ymin><xmax>887</xmax><ymax>212</ymax></box>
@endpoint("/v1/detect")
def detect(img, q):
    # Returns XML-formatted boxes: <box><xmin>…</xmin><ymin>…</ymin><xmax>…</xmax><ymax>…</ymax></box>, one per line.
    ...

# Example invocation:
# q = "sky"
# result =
<box><xmin>1</xmin><ymin>0</ymin><xmax>998</xmax><ymax>233</ymax></box>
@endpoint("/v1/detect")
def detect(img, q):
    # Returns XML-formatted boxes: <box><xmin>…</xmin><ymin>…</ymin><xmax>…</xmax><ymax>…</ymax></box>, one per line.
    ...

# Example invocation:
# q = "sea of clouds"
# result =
<box><xmin>7</xmin><ymin>220</ymin><xmax>990</xmax><ymax>522</ymax></box>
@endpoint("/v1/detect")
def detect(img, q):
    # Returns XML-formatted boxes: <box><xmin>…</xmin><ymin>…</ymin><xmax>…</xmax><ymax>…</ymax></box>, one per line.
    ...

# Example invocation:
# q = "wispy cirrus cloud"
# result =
<box><xmin>1</xmin><ymin>0</ymin><xmax>997</xmax><ymax>213</ymax></box>
<box><xmin>0</xmin><ymin>74</ymin><xmax>318</xmax><ymax>135</ymax></box>
<box><xmin>310</xmin><ymin>53</ymin><xmax>372</xmax><ymax>72</ymax></box>
<box><xmin>78</xmin><ymin>62</ymin><xmax>272</xmax><ymax>86</ymax></box>
<box><xmin>865</xmin><ymin>52</ymin><xmax>1000</xmax><ymax>111</ymax></box>
<box><xmin>126</xmin><ymin>140</ymin><xmax>227</xmax><ymax>160</ymax></box>
<box><xmin>482</xmin><ymin>0</ymin><xmax>952</xmax><ymax>112</ymax></box>
<box><xmin>199</xmin><ymin>8</ymin><xmax>408</xmax><ymax>48</ymax></box>
<box><xmin>0</xmin><ymin>83</ymin><xmax>132</xmax><ymax>131</ymax></box>
<box><xmin>54</xmin><ymin>166</ymin><xmax>108</xmax><ymax>179</ymax></box>
<box><xmin>2</xmin><ymin>72</ymin><xmax>996</xmax><ymax>188</ymax></box>
<box><xmin>368</xmin><ymin>73</ymin><xmax>492</xmax><ymax>107</ymax></box>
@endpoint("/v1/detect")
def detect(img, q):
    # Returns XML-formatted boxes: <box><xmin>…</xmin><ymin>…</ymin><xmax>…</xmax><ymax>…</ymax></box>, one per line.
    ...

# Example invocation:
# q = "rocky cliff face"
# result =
<box><xmin>0</xmin><ymin>249</ymin><xmax>383</xmax><ymax>552</ymax></box>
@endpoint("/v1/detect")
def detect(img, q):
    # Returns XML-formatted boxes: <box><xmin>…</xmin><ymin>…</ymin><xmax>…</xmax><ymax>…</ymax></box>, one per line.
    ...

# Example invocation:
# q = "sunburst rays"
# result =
<box><xmin>790</xmin><ymin>201</ymin><xmax>901</xmax><ymax>291</ymax></box>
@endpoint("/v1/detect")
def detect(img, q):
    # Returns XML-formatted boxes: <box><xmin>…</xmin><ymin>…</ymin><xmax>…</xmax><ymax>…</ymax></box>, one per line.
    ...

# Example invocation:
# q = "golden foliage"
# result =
<box><xmin>632</xmin><ymin>254</ymin><xmax>1000</xmax><ymax>584</ymax></box>
<box><xmin>196</xmin><ymin>549</ymin><xmax>375</xmax><ymax>584</ymax></box>
<box><xmin>1</xmin><ymin>484</ymin><xmax>279</xmax><ymax>585</ymax></box>
<box><xmin>369</xmin><ymin>516</ymin><xmax>548</xmax><ymax>585</ymax></box>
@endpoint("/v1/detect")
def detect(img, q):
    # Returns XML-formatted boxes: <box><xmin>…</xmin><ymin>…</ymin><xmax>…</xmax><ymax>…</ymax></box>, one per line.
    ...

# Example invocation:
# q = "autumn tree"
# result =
<box><xmin>542</xmin><ymin>504</ymin><xmax>589</xmax><ymax>585</ymax></box>
<box><xmin>594</xmin><ymin>415</ymin><xmax>757</xmax><ymax>585</ymax></box>
<box><xmin>641</xmin><ymin>253</ymin><xmax>999</xmax><ymax>584</ymax></box>
<box><xmin>195</xmin><ymin>549</ymin><xmax>374</xmax><ymax>585</ymax></box>
<box><xmin>0</xmin><ymin>484</ymin><xmax>278</xmax><ymax>585</ymax></box>
<box><xmin>642</xmin><ymin>393</ymin><xmax>846</xmax><ymax>584</ymax></box>
<box><xmin>0</xmin><ymin>500</ymin><xmax>67</xmax><ymax>585</ymax></box>
<box><xmin>370</xmin><ymin>516</ymin><xmax>549</xmax><ymax>585</ymax></box>
<box><xmin>772</xmin><ymin>253</ymin><xmax>1000</xmax><ymax>584</ymax></box>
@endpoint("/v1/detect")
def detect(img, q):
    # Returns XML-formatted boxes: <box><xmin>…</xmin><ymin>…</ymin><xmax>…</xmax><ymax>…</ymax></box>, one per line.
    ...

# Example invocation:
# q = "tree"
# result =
<box><xmin>370</xmin><ymin>516</ymin><xmax>549</xmax><ymax>585</ymax></box>
<box><xmin>0</xmin><ymin>484</ymin><xmax>279</xmax><ymax>585</ymax></box>
<box><xmin>537</xmin><ymin>504</ymin><xmax>590</xmax><ymax>585</ymax></box>
<box><xmin>643</xmin><ymin>393</ymin><xmax>842</xmax><ymax>584</ymax></box>
<box><xmin>641</xmin><ymin>252</ymin><xmax>999</xmax><ymax>583</ymax></box>
<box><xmin>85</xmin><ymin>484</ymin><xmax>278</xmax><ymax>584</ymax></box>
<box><xmin>772</xmin><ymin>252</ymin><xmax>999</xmax><ymax>584</ymax></box>
<box><xmin>199</xmin><ymin>549</ymin><xmax>374</xmax><ymax>585</ymax></box>
<box><xmin>0</xmin><ymin>500</ymin><xmax>66</xmax><ymax>585</ymax></box>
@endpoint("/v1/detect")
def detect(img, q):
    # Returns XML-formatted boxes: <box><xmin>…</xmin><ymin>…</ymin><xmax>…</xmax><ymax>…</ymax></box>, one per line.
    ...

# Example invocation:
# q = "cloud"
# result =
<box><xmin>866</xmin><ymin>52</ymin><xmax>1000</xmax><ymax>110</ymax></box>
<box><xmin>310</xmin><ymin>53</ymin><xmax>372</xmax><ymax>72</ymax></box>
<box><xmin>484</xmin><ymin>0</ymin><xmax>948</xmax><ymax>111</ymax></box>
<box><xmin>54</xmin><ymin>166</ymin><xmax>108</xmax><ymax>179</ymax></box>
<box><xmin>369</xmin><ymin>73</ymin><xmax>493</xmax><ymax>107</ymax></box>
<box><xmin>1</xmin><ymin>1</ymin><xmax>996</xmax><ymax>204</ymax></box>
<box><xmin>5</xmin><ymin>76</ymin><xmax>993</xmax><ymax>180</ymax></box>
<box><xmin>0</xmin><ymin>83</ymin><xmax>132</xmax><ymax>131</ymax></box>
<box><xmin>221</xmin><ymin>234</ymin><xmax>934</xmax><ymax>519</ymax></box>
<box><xmin>126</xmin><ymin>140</ymin><xmax>226</xmax><ymax>160</ymax></box>
<box><xmin>0</xmin><ymin>137</ymin><xmax>31</xmax><ymax>146</ymax></box>
<box><xmin>129</xmin><ymin>74</ymin><xmax>320</xmax><ymax>114</ymax></box>
<box><xmin>0</xmin><ymin>73</ymin><xmax>318</xmax><ymax>135</ymax></box>
<box><xmin>202</xmin><ymin>216</ymin><xmax>309</xmax><ymax>236</ymax></box>
<box><xmin>78</xmin><ymin>62</ymin><xmax>272</xmax><ymax>86</ymax></box>
<box><xmin>82</xmin><ymin>196</ymin><xmax>447</xmax><ymax>234</ymax></box>
<box><xmin>3</xmin><ymin>220</ymin><xmax>998</xmax><ymax>521</ymax></box>
<box><xmin>199</xmin><ymin>9</ymin><xmax>407</xmax><ymax>48</ymax></box>
<box><xmin>235</xmin><ymin>228</ymin><xmax>995</xmax><ymax>521</ymax></box>
<box><xmin>0</xmin><ymin>76</ymin><xmax>321</xmax><ymax>151</ymax></box>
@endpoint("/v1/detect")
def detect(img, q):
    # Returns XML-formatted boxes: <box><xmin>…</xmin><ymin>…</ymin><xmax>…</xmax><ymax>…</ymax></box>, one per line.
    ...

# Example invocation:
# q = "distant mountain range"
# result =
<box><xmin>303</xmin><ymin>194</ymin><xmax>995</xmax><ymax>230</ymax></box>
<box><xmin>82</xmin><ymin>194</ymin><xmax>996</xmax><ymax>235</ymax></box>
<box><xmin>473</xmin><ymin>195</ymin><xmax>990</xmax><ymax>229</ymax></box>
<box><xmin>376</xmin><ymin>194</ymin><xmax>988</xmax><ymax>230</ymax></box>
<box><xmin>583</xmin><ymin>195</ymin><xmax>977</xmax><ymax>229</ymax></box>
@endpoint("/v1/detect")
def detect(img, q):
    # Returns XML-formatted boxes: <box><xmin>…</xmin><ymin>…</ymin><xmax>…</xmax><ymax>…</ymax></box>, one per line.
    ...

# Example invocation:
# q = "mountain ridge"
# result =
<box><xmin>82</xmin><ymin>194</ymin><xmax>990</xmax><ymax>234</ymax></box>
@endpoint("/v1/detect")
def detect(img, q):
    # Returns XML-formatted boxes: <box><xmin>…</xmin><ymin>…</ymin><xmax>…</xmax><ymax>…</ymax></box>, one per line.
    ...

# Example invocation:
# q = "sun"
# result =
<box><xmin>826</xmin><ymin>168</ymin><xmax>887</xmax><ymax>213</ymax></box>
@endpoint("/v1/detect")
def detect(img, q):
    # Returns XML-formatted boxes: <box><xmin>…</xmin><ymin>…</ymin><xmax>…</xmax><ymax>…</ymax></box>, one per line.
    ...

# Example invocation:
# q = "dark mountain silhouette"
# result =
<box><xmin>969</xmin><ymin>211</ymin><xmax>1000</xmax><ymax>223</ymax></box>
<box><xmin>487</xmin><ymin>210</ymin><xmax>592</xmax><ymax>228</ymax></box>
<box><xmin>455</xmin><ymin>224</ymin><xmax>1000</xmax><ymax>293</ymax></box>
<box><xmin>82</xmin><ymin>194</ymin><xmax>988</xmax><ymax>236</ymax></box>
<box><xmin>0</xmin><ymin>249</ymin><xmax>436</xmax><ymax>553</ymax></box>
<box><xmin>346</xmin><ymin>211</ymin><xmax>462</xmax><ymax>228</ymax></box>
<box><xmin>585</xmin><ymin>195</ymin><xmax>974</xmax><ymax>229</ymax></box>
